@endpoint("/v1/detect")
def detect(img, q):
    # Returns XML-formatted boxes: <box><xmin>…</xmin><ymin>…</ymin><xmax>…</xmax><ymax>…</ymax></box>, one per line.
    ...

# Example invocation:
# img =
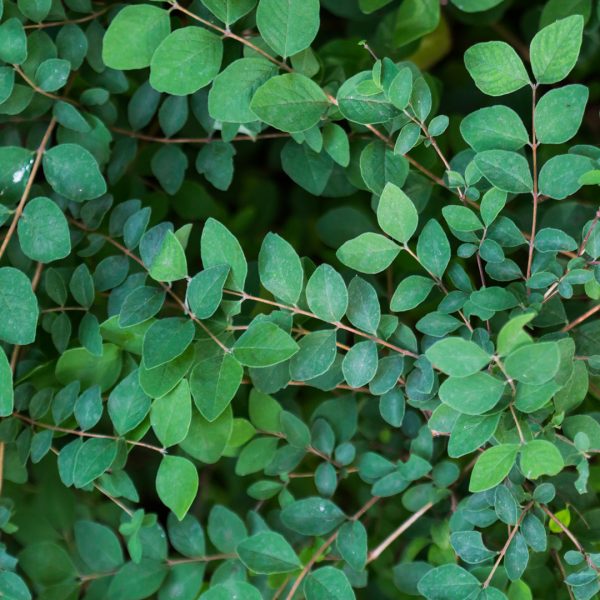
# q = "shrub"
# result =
<box><xmin>1</xmin><ymin>0</ymin><xmax>600</xmax><ymax>598</ymax></box>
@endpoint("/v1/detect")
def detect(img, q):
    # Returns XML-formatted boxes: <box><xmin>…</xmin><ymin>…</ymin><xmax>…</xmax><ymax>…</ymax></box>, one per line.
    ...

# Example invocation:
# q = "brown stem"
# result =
<box><xmin>367</xmin><ymin>501</ymin><xmax>434</xmax><ymax>562</ymax></box>
<box><xmin>14</xmin><ymin>413</ymin><xmax>166</xmax><ymax>454</ymax></box>
<box><xmin>562</xmin><ymin>304</ymin><xmax>600</xmax><ymax>333</ymax></box>
<box><xmin>24</xmin><ymin>6</ymin><xmax>110</xmax><ymax>29</ymax></box>
<box><xmin>483</xmin><ymin>502</ymin><xmax>533</xmax><ymax>588</ymax></box>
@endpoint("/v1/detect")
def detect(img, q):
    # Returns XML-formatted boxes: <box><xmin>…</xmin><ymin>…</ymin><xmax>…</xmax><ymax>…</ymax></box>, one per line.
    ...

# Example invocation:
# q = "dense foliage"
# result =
<box><xmin>1</xmin><ymin>0</ymin><xmax>600</xmax><ymax>598</ymax></box>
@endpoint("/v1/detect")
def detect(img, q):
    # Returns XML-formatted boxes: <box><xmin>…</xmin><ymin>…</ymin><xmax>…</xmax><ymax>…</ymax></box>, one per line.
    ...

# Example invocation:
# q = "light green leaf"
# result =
<box><xmin>73</xmin><ymin>438</ymin><xmax>117</xmax><ymax>488</ymax></box>
<box><xmin>42</xmin><ymin>143</ymin><xmax>106</xmax><ymax>202</ymax></box>
<box><xmin>442</xmin><ymin>205</ymin><xmax>483</xmax><ymax>233</ymax></box>
<box><xmin>417</xmin><ymin>564</ymin><xmax>481</xmax><ymax>599</ymax></box>
<box><xmin>208</xmin><ymin>58</ymin><xmax>277</xmax><ymax>123</ymax></box>
<box><xmin>464</xmin><ymin>41</ymin><xmax>530</xmax><ymax>96</ymax></box>
<box><xmin>0</xmin><ymin>267</ymin><xmax>38</xmax><ymax>345</ymax></box>
<box><xmin>473</xmin><ymin>150</ymin><xmax>533</xmax><ymax>194</ymax></box>
<box><xmin>150</xmin><ymin>380</ymin><xmax>192</xmax><ymax>447</ymax></box>
<box><xmin>201</xmin><ymin>218</ymin><xmax>247</xmax><ymax>292</ymax></box>
<box><xmin>538</xmin><ymin>154</ymin><xmax>593</xmax><ymax>200</ymax></box>
<box><xmin>102</xmin><ymin>4</ymin><xmax>170</xmax><ymax>70</ymax></box>
<box><xmin>450</xmin><ymin>531</ymin><xmax>496</xmax><ymax>564</ymax></box>
<box><xmin>280</xmin><ymin>497</ymin><xmax>346</xmax><ymax>535</ymax></box>
<box><xmin>186</xmin><ymin>265</ymin><xmax>229</xmax><ymax>320</ymax></box>
<box><xmin>535</xmin><ymin>85</ymin><xmax>588</xmax><ymax>144</ymax></box>
<box><xmin>190</xmin><ymin>351</ymin><xmax>243</xmax><ymax>422</ymax></box>
<box><xmin>417</xmin><ymin>219</ymin><xmax>451</xmax><ymax>278</ymax></box>
<box><xmin>425</xmin><ymin>338</ymin><xmax>490</xmax><ymax>376</ymax></box>
<box><xmin>449</xmin><ymin>413</ymin><xmax>501</xmax><ymax>458</ymax></box>
<box><xmin>256</xmin><ymin>0</ymin><xmax>320</xmax><ymax>58</ymax></box>
<box><xmin>180</xmin><ymin>406</ymin><xmax>233</xmax><ymax>464</ymax></box>
<box><xmin>337</xmin><ymin>233</ymin><xmax>401</xmax><ymax>274</ymax></box>
<box><xmin>347</xmin><ymin>276</ymin><xmax>380</xmax><ymax>334</ymax></box>
<box><xmin>259</xmin><ymin>232</ymin><xmax>303</xmax><ymax>304</ymax></box>
<box><xmin>156</xmin><ymin>456</ymin><xmax>199</xmax><ymax>520</ymax></box>
<box><xmin>336</xmin><ymin>72</ymin><xmax>397</xmax><ymax>125</ymax></box>
<box><xmin>149</xmin><ymin>230</ymin><xmax>188</xmax><ymax>282</ymax></box>
<box><xmin>469</xmin><ymin>444</ymin><xmax>519</xmax><ymax>492</ymax></box>
<box><xmin>233</xmin><ymin>321</ymin><xmax>299</xmax><ymax>367</ymax></box>
<box><xmin>290</xmin><ymin>329</ymin><xmax>337</xmax><ymax>381</ymax></box>
<box><xmin>460</xmin><ymin>106</ymin><xmax>529</xmax><ymax>152</ymax></box>
<box><xmin>250</xmin><ymin>74</ymin><xmax>330</xmax><ymax>133</ymax></box>
<box><xmin>17</xmin><ymin>197</ymin><xmax>71</xmax><ymax>263</ymax></box>
<box><xmin>305</xmin><ymin>567</ymin><xmax>355</xmax><ymax>600</ymax></box>
<box><xmin>376</xmin><ymin>182</ymin><xmax>418</xmax><ymax>243</ymax></box>
<box><xmin>439</xmin><ymin>372</ymin><xmax>505</xmax><ymax>415</ymax></box>
<box><xmin>150</xmin><ymin>27</ymin><xmax>223</xmax><ymax>96</ymax></box>
<box><xmin>200</xmin><ymin>0</ymin><xmax>256</xmax><ymax>25</ymax></box>
<box><xmin>306</xmin><ymin>264</ymin><xmax>348</xmax><ymax>322</ymax></box>
<box><xmin>519</xmin><ymin>439</ymin><xmax>564</xmax><ymax>479</ymax></box>
<box><xmin>107</xmin><ymin>370</ymin><xmax>151</xmax><ymax>435</ymax></box>
<box><xmin>237</xmin><ymin>531</ymin><xmax>300</xmax><ymax>574</ymax></box>
<box><xmin>390</xmin><ymin>275</ymin><xmax>436</xmax><ymax>312</ymax></box>
<box><xmin>504</xmin><ymin>342</ymin><xmax>560</xmax><ymax>384</ymax></box>
<box><xmin>530</xmin><ymin>15</ymin><xmax>584</xmax><ymax>84</ymax></box>
<box><xmin>342</xmin><ymin>340</ymin><xmax>378</xmax><ymax>388</ymax></box>
<box><xmin>142</xmin><ymin>318</ymin><xmax>195</xmax><ymax>369</ymax></box>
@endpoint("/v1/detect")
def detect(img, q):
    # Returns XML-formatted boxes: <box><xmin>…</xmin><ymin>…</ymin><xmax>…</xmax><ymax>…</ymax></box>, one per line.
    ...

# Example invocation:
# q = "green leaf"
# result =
<box><xmin>538</xmin><ymin>154</ymin><xmax>593</xmax><ymax>200</ymax></box>
<box><xmin>290</xmin><ymin>329</ymin><xmax>337</xmax><ymax>381</ymax></box>
<box><xmin>534</xmin><ymin>228</ymin><xmax>578</xmax><ymax>253</ymax></box>
<box><xmin>150</xmin><ymin>380</ymin><xmax>192</xmax><ymax>447</ymax></box>
<box><xmin>450</xmin><ymin>531</ymin><xmax>496</xmax><ymax>564</ymax></box>
<box><xmin>200</xmin><ymin>0</ymin><xmax>256</xmax><ymax>25</ymax></box>
<box><xmin>74</xmin><ymin>520</ymin><xmax>124</xmax><ymax>572</ymax></box>
<box><xmin>464</xmin><ymin>41</ymin><xmax>530</xmax><ymax>96</ymax></box>
<box><xmin>181</xmin><ymin>406</ymin><xmax>233</xmax><ymax>464</ymax></box>
<box><xmin>102</xmin><ymin>4</ymin><xmax>170</xmax><ymax>70</ymax></box>
<box><xmin>256</xmin><ymin>0</ymin><xmax>320</xmax><ymax>57</ymax></box>
<box><xmin>504</xmin><ymin>342</ymin><xmax>560</xmax><ymax>384</ymax></box>
<box><xmin>235</xmin><ymin>436</ymin><xmax>278</xmax><ymax>475</ymax></box>
<box><xmin>495</xmin><ymin>485</ymin><xmax>519</xmax><ymax>525</ymax></box>
<box><xmin>304</xmin><ymin>567</ymin><xmax>355</xmax><ymax>600</ymax></box>
<box><xmin>195</xmin><ymin>141</ymin><xmax>235</xmax><ymax>191</ymax></box>
<box><xmin>156</xmin><ymin>455</ymin><xmax>199</xmax><ymax>520</ymax></box>
<box><xmin>119</xmin><ymin>287</ymin><xmax>165</xmax><ymax>328</ymax></box>
<box><xmin>337</xmin><ymin>520</ymin><xmax>367</xmax><ymax>572</ymax></box>
<box><xmin>306</xmin><ymin>264</ymin><xmax>348</xmax><ymax>322</ymax></box>
<box><xmin>376</xmin><ymin>182</ymin><xmax>418</xmax><ymax>243</ymax></box>
<box><xmin>439</xmin><ymin>372</ymin><xmax>505</xmax><ymax>415</ymax></box>
<box><xmin>417</xmin><ymin>219</ymin><xmax>451</xmax><ymax>278</ymax></box>
<box><xmin>417</xmin><ymin>564</ymin><xmax>481</xmax><ymax>599</ymax></box>
<box><xmin>442</xmin><ymin>205</ymin><xmax>483</xmax><ymax>233</ymax></box>
<box><xmin>461</xmin><ymin>105</ymin><xmax>529</xmax><ymax>152</ymax></box>
<box><xmin>0</xmin><ymin>19</ymin><xmax>27</xmax><ymax>65</ymax></box>
<box><xmin>337</xmin><ymin>233</ymin><xmax>400</xmax><ymax>274</ymax></box>
<box><xmin>73</xmin><ymin>438</ymin><xmax>117</xmax><ymax>488</ymax></box>
<box><xmin>201</xmin><ymin>218</ymin><xmax>247</xmax><ymax>292</ymax></box>
<box><xmin>250</xmin><ymin>74</ymin><xmax>330</xmax><ymax>133</ymax></box>
<box><xmin>336</xmin><ymin>72</ymin><xmax>397</xmax><ymax>125</ymax></box>
<box><xmin>35</xmin><ymin>58</ymin><xmax>70</xmax><ymax>92</ymax></box>
<box><xmin>347</xmin><ymin>276</ymin><xmax>380</xmax><ymax>334</ymax></box>
<box><xmin>390</xmin><ymin>275</ymin><xmax>436</xmax><ymax>312</ymax></box>
<box><xmin>281</xmin><ymin>140</ymin><xmax>334</xmax><ymax>195</ymax></box>
<box><xmin>469</xmin><ymin>444</ymin><xmax>519</xmax><ymax>492</ymax></box>
<box><xmin>237</xmin><ymin>531</ymin><xmax>300</xmax><ymax>574</ymax></box>
<box><xmin>150</xmin><ymin>27</ymin><xmax>223</xmax><ymax>95</ymax></box>
<box><xmin>208</xmin><ymin>58</ymin><xmax>277</xmax><ymax>123</ymax></box>
<box><xmin>342</xmin><ymin>341</ymin><xmax>378</xmax><ymax>388</ymax></box>
<box><xmin>190</xmin><ymin>352</ymin><xmax>243</xmax><ymax>421</ymax></box>
<box><xmin>535</xmin><ymin>85</ymin><xmax>588</xmax><ymax>144</ymax></box>
<box><xmin>208</xmin><ymin>504</ymin><xmax>247</xmax><ymax>552</ymax></box>
<box><xmin>233</xmin><ymin>321</ymin><xmax>299</xmax><ymax>367</ymax></box>
<box><xmin>107</xmin><ymin>370</ymin><xmax>151</xmax><ymax>435</ymax></box>
<box><xmin>74</xmin><ymin>385</ymin><xmax>103</xmax><ymax>431</ymax></box>
<box><xmin>473</xmin><ymin>150</ymin><xmax>533</xmax><ymax>194</ymax></box>
<box><xmin>149</xmin><ymin>230</ymin><xmax>188</xmax><ymax>282</ymax></box>
<box><xmin>42</xmin><ymin>143</ymin><xmax>106</xmax><ymax>202</ymax></box>
<box><xmin>449</xmin><ymin>413</ymin><xmax>501</xmax><ymax>458</ymax></box>
<box><xmin>530</xmin><ymin>16</ymin><xmax>584</xmax><ymax>84</ymax></box>
<box><xmin>425</xmin><ymin>338</ymin><xmax>491</xmax><ymax>376</ymax></box>
<box><xmin>186</xmin><ymin>266</ymin><xmax>229</xmax><ymax>320</ymax></box>
<box><xmin>0</xmin><ymin>347</ymin><xmax>13</xmax><ymax>417</ymax></box>
<box><xmin>0</xmin><ymin>267</ymin><xmax>39</xmax><ymax>345</ymax></box>
<box><xmin>519</xmin><ymin>439</ymin><xmax>564</xmax><ymax>479</ymax></box>
<box><xmin>281</xmin><ymin>497</ymin><xmax>346</xmax><ymax>536</ymax></box>
<box><xmin>17</xmin><ymin>196</ymin><xmax>71</xmax><ymax>263</ymax></box>
<box><xmin>108</xmin><ymin>560</ymin><xmax>167</xmax><ymax>600</ymax></box>
<box><xmin>142</xmin><ymin>318</ymin><xmax>195</xmax><ymax>369</ymax></box>
<box><xmin>259</xmin><ymin>232</ymin><xmax>304</xmax><ymax>304</ymax></box>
